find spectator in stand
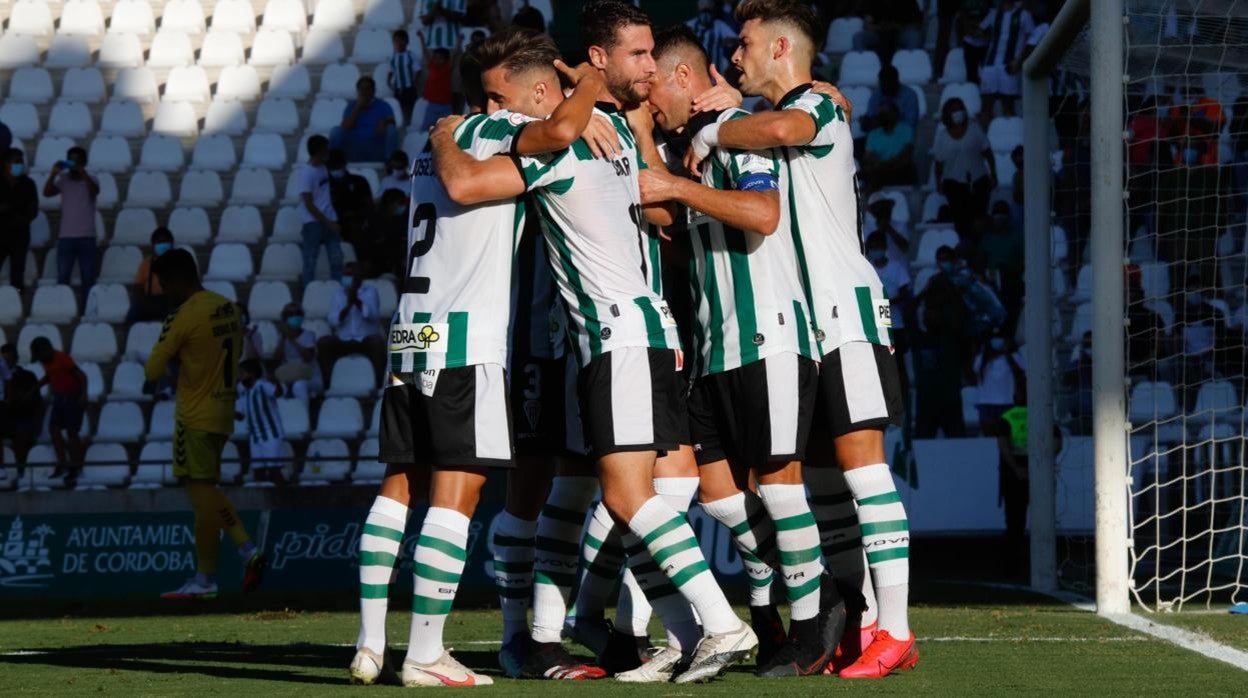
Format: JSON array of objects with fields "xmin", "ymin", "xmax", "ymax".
[
  {"xmin": 274, "ymin": 303, "xmax": 322, "ymax": 401},
  {"xmin": 330, "ymin": 77, "xmax": 398, "ymax": 164},
  {"xmin": 1125, "ymin": 277, "xmax": 1167, "ymax": 379},
  {"xmin": 972, "ymin": 328, "xmax": 1024, "ymax": 434},
  {"xmin": 417, "ymin": 32, "xmax": 456, "ymax": 132},
  {"xmin": 387, "ymin": 29, "xmax": 422, "ymax": 127},
  {"xmin": 327, "ymin": 149, "xmax": 374, "ymax": 267},
  {"xmin": 1178, "ymin": 274, "xmax": 1228, "ymax": 388},
  {"xmin": 855, "ymin": 0, "xmax": 923, "ymax": 61},
  {"xmin": 867, "ymin": 231, "xmax": 914, "ymax": 399},
  {"xmin": 238, "ymin": 303, "xmax": 263, "ymax": 362},
  {"xmin": 977, "ymin": 0, "xmax": 1034, "ymax": 119},
  {"xmin": 30, "ymin": 336, "xmax": 87, "ymax": 479},
  {"xmin": 913, "ymin": 296, "xmax": 967, "ymax": 438},
  {"xmin": 127, "ymin": 227, "xmax": 175, "ymax": 323},
  {"xmin": 378, "ymin": 150, "xmax": 410, "ymax": 199},
  {"xmin": 43, "ymin": 146, "xmax": 100, "ymax": 297},
  {"xmin": 867, "ymin": 197, "xmax": 911, "ymax": 265},
  {"xmin": 980, "ymin": 200, "xmax": 1025, "ymax": 325},
  {"xmin": 934, "ymin": 97, "xmax": 996, "ymax": 237},
  {"xmin": 297, "ymin": 135, "xmax": 343, "ymax": 286},
  {"xmin": 0, "ymin": 343, "xmax": 41, "ymax": 470},
  {"xmin": 370, "ymin": 188, "xmax": 410, "ymax": 279},
  {"xmin": 0, "ymin": 148, "xmax": 38, "ymax": 291},
  {"xmin": 687, "ymin": 0, "xmax": 738, "ymax": 73},
  {"xmin": 317, "ymin": 262, "xmax": 385, "ymax": 386},
  {"xmin": 863, "ymin": 102, "xmax": 916, "ymax": 188},
  {"xmin": 417, "ymin": 0, "xmax": 468, "ymax": 111},
  {"xmin": 863, "ymin": 64, "xmax": 919, "ymax": 132},
  {"xmin": 236, "ymin": 359, "xmax": 287, "ymax": 485}
]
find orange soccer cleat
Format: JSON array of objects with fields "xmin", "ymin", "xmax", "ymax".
[
  {"xmin": 837, "ymin": 630, "xmax": 918, "ymax": 679},
  {"xmin": 827, "ymin": 621, "xmax": 877, "ymax": 675}
]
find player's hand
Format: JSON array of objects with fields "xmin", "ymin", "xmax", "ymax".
[
  {"xmin": 812, "ymin": 80, "xmax": 853, "ymax": 122},
  {"xmin": 683, "ymin": 124, "xmax": 718, "ymax": 178},
  {"xmin": 692, "ymin": 64, "xmax": 743, "ymax": 114},
  {"xmin": 638, "ymin": 168, "xmax": 682, "ymax": 205},
  {"xmin": 625, "ymin": 101, "xmax": 655, "ymax": 137},
  {"xmin": 581, "ymin": 114, "xmax": 620, "ymax": 159},
  {"xmin": 554, "ymin": 59, "xmax": 601, "ymax": 88},
  {"xmin": 431, "ymin": 114, "xmax": 465, "ymax": 140}
]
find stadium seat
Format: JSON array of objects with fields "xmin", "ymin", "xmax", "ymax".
[
  {"xmin": 80, "ymin": 361, "xmax": 107, "ymax": 403},
  {"xmin": 309, "ymin": 98, "xmax": 348, "ymax": 131},
  {"xmin": 203, "ymin": 99, "xmax": 250, "ymax": 136},
  {"xmin": 326, "ymin": 355, "xmax": 377, "ymax": 398},
  {"xmin": 313, "ymin": 396, "xmax": 365, "ymax": 438},
  {"xmin": 98, "ymin": 32, "xmax": 145, "ymax": 69},
  {"xmin": 315, "ymin": 243, "xmax": 357, "ymax": 279},
  {"xmin": 922, "ymin": 192, "xmax": 948, "ymax": 222},
  {"xmin": 0, "ymin": 286, "xmax": 22, "ymax": 325},
  {"xmin": 823, "ymin": 16, "xmax": 864, "ymax": 54},
  {"xmin": 217, "ymin": 205, "xmax": 265, "ymax": 244},
  {"xmin": 839, "ymin": 51, "xmax": 881, "ymax": 88},
  {"xmin": 304, "ymin": 318, "xmax": 332, "ymax": 340},
  {"xmin": 147, "ymin": 30, "xmax": 195, "ymax": 68},
  {"xmin": 248, "ymin": 280, "xmax": 294, "ymax": 321},
  {"xmin": 212, "ymin": 0, "xmax": 259, "ymax": 35},
  {"xmin": 94, "ymin": 401, "xmax": 146, "ymax": 442},
  {"xmin": 252, "ymin": 321, "xmax": 280, "ymax": 359},
  {"xmin": 85, "ymin": 136, "xmax": 130, "ymax": 174},
  {"xmin": 366, "ymin": 398, "xmax": 382, "ymax": 439},
  {"xmin": 45, "ymin": 35, "xmax": 92, "ymax": 69},
  {"xmin": 401, "ymin": 131, "xmax": 429, "ymax": 160},
  {"xmin": 229, "ymin": 168, "xmax": 276, "ymax": 205},
  {"xmin": 301, "ymin": 438, "xmax": 352, "ymax": 484},
  {"xmin": 204, "ymin": 243, "xmax": 255, "ymax": 282},
  {"xmin": 111, "ymin": 207, "xmax": 158, "ymax": 246},
  {"xmin": 16, "ymin": 324, "xmax": 61, "ymax": 363},
  {"xmin": 60, "ymin": 0, "xmax": 107, "ymax": 37},
  {"xmin": 301, "ymin": 279, "xmax": 337, "ymax": 318},
  {"xmin": 354, "ymin": 438, "xmax": 385, "ymax": 482},
  {"xmin": 868, "ymin": 189, "xmax": 911, "ymax": 228},
  {"xmin": 188, "ymin": 135, "xmax": 237, "ymax": 173},
  {"xmin": 110, "ymin": 0, "xmax": 157, "ymax": 37},
  {"xmin": 164, "ymin": 66, "xmax": 212, "ymax": 105},
  {"xmin": 257, "ymin": 242, "xmax": 302, "ymax": 281},
  {"xmin": 46, "ymin": 101, "xmax": 94, "ymax": 138},
  {"xmin": 131, "ymin": 444, "xmax": 171, "ymax": 488},
  {"xmin": 939, "ymin": 82, "xmax": 982, "ymax": 118},
  {"xmin": 262, "ymin": 0, "xmax": 310, "ymax": 33},
  {"xmin": 362, "ymin": 0, "xmax": 406, "ymax": 30},
  {"xmin": 61, "ymin": 67, "xmax": 107, "ymax": 104},
  {"xmin": 277, "ymin": 398, "xmax": 310, "ymax": 439},
  {"xmin": 318, "ymin": 62, "xmax": 361, "ymax": 98},
  {"xmin": 313, "ymin": 0, "xmax": 357, "ymax": 31},
  {"xmin": 34, "ymin": 136, "xmax": 75, "ymax": 172},
  {"xmin": 267, "ymin": 63, "xmax": 313, "ymax": 100},
  {"xmin": 152, "ymin": 101, "xmax": 199, "ymax": 138},
  {"xmin": 112, "ymin": 68, "xmax": 160, "ymax": 105},
  {"xmin": 8, "ymin": 67, "xmax": 55, "ymax": 104},
  {"xmin": 216, "ymin": 65, "xmax": 263, "ymax": 102},
  {"xmin": 351, "ymin": 28, "xmax": 393, "ymax": 64},
  {"xmin": 939, "ymin": 47, "xmax": 968, "ymax": 84},
  {"xmin": 242, "ymin": 133, "xmax": 289, "ymax": 170},
  {"xmin": 0, "ymin": 33, "xmax": 39, "ymax": 70},
  {"xmin": 30, "ymin": 285, "xmax": 79, "ymax": 324},
  {"xmin": 0, "ymin": 103, "xmax": 40, "ymax": 140},
  {"xmin": 125, "ymin": 171, "xmax": 173, "ymax": 208},
  {"xmin": 138, "ymin": 135, "xmax": 186, "ymax": 172},
  {"xmin": 21, "ymin": 461, "xmax": 67, "ymax": 493},
  {"xmin": 77, "ymin": 445, "xmax": 131, "ymax": 490},
  {"xmin": 351, "ymin": 168, "xmax": 381, "ymax": 197},
  {"xmin": 303, "ymin": 28, "xmax": 346, "ymax": 65},
  {"xmin": 200, "ymin": 30, "xmax": 247, "ymax": 68},
  {"xmin": 250, "ymin": 28, "xmax": 298, "ymax": 66},
  {"xmin": 988, "ymin": 116, "xmax": 1024, "ymax": 154},
  {"xmin": 891, "ymin": 49, "xmax": 932, "ymax": 86},
  {"xmin": 99, "ymin": 100, "xmax": 146, "ymax": 138},
  {"xmin": 178, "ymin": 170, "xmax": 225, "ymax": 207},
  {"xmin": 365, "ymin": 279, "xmax": 398, "ymax": 318},
  {"xmin": 98, "ymin": 245, "xmax": 144, "ymax": 284},
  {"xmin": 1129, "ymin": 381, "xmax": 1182, "ymax": 442},
  {"xmin": 84, "ymin": 283, "xmax": 131, "ymax": 323},
  {"xmin": 9, "ymin": 1, "xmax": 55, "ymax": 36},
  {"xmin": 203, "ymin": 280, "xmax": 238, "ymax": 302},
  {"xmin": 149, "ymin": 401, "xmax": 177, "ymax": 440},
  {"xmin": 109, "ymin": 361, "xmax": 150, "ymax": 401},
  {"xmin": 220, "ymin": 442, "xmax": 244, "ymax": 485},
  {"xmin": 70, "ymin": 322, "xmax": 118, "ymax": 363},
  {"xmin": 1071, "ymin": 265, "xmax": 1092, "ymax": 303},
  {"xmin": 1138, "ymin": 261, "xmax": 1169, "ymax": 301},
  {"xmin": 96, "ymin": 171, "xmax": 121, "ymax": 208},
  {"xmin": 0, "ymin": 249, "xmax": 36, "ymax": 290},
  {"xmin": 255, "ymin": 98, "xmax": 301, "ymax": 134},
  {"xmin": 168, "ymin": 206, "xmax": 213, "ymax": 246},
  {"xmin": 160, "ymin": 0, "xmax": 207, "ymax": 34},
  {"xmin": 913, "ymin": 227, "xmax": 959, "ymax": 268},
  {"xmin": 272, "ymin": 206, "xmax": 304, "ymax": 242}
]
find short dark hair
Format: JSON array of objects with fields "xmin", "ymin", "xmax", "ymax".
[
  {"xmin": 151, "ymin": 248, "xmax": 199, "ymax": 285},
  {"xmin": 579, "ymin": 0, "xmax": 651, "ymax": 51},
  {"xmin": 67, "ymin": 146, "xmax": 87, "ymax": 164},
  {"xmin": 307, "ymin": 134, "xmax": 329, "ymax": 157},
  {"xmin": 6, "ymin": 147, "xmax": 23, "ymax": 163},
  {"xmin": 460, "ymin": 54, "xmax": 487, "ymax": 111},
  {"xmin": 240, "ymin": 358, "xmax": 262, "ymax": 377},
  {"xmin": 29, "ymin": 336, "xmax": 52, "ymax": 355},
  {"xmin": 357, "ymin": 76, "xmax": 376, "ymax": 90},
  {"xmin": 652, "ymin": 24, "xmax": 709, "ymax": 68},
  {"xmin": 470, "ymin": 27, "xmax": 560, "ymax": 77},
  {"xmin": 734, "ymin": 0, "xmax": 823, "ymax": 47},
  {"xmin": 327, "ymin": 149, "xmax": 347, "ymax": 170},
  {"xmin": 433, "ymin": 47, "xmax": 451, "ymax": 60},
  {"xmin": 150, "ymin": 226, "xmax": 173, "ymax": 244},
  {"xmin": 392, "ymin": 29, "xmax": 409, "ymax": 44},
  {"xmin": 0, "ymin": 343, "xmax": 14, "ymax": 355}
]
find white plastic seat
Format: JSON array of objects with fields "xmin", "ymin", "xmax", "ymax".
[
  {"xmin": 61, "ymin": 67, "xmax": 107, "ymax": 104},
  {"xmin": 255, "ymin": 98, "xmax": 301, "ymax": 134},
  {"xmin": 401, "ymin": 130, "xmax": 429, "ymax": 160},
  {"xmin": 1129, "ymin": 381, "xmax": 1181, "ymax": 442},
  {"xmin": 257, "ymin": 242, "xmax": 302, "ymax": 281},
  {"xmin": 891, "ymin": 49, "xmax": 932, "ymax": 86},
  {"xmin": 204, "ymin": 243, "xmax": 254, "ymax": 282},
  {"xmin": 313, "ymin": 0, "xmax": 357, "ymax": 32},
  {"xmin": 823, "ymin": 16, "xmax": 863, "ymax": 54},
  {"xmin": 17, "ymin": 324, "xmax": 62, "ymax": 363},
  {"xmin": 94, "ymin": 402, "xmax": 146, "ymax": 442},
  {"xmin": 124, "ymin": 321, "xmax": 163, "ymax": 361},
  {"xmin": 354, "ymin": 437, "xmax": 384, "ymax": 482},
  {"xmin": 203, "ymin": 99, "xmax": 250, "ymax": 135},
  {"xmin": 8, "ymin": 67, "xmax": 54, "ymax": 103},
  {"xmin": 30, "ymin": 285, "xmax": 80, "ymax": 324},
  {"xmin": 149, "ymin": 401, "xmax": 177, "ymax": 440},
  {"xmin": 914, "ymin": 227, "xmax": 959, "ymax": 268},
  {"xmin": 0, "ymin": 250, "xmax": 38, "ymax": 289},
  {"xmin": 987, "ymin": 116, "xmax": 1024, "ymax": 154},
  {"xmin": 1067, "ymin": 302, "xmax": 1093, "ymax": 344},
  {"xmin": 110, "ymin": 0, "xmax": 157, "ymax": 37},
  {"xmin": 81, "ymin": 361, "xmax": 106, "ymax": 402},
  {"xmin": 301, "ymin": 279, "xmax": 338, "ymax": 318},
  {"xmin": 1193, "ymin": 381, "xmax": 1240, "ymax": 424},
  {"xmin": 217, "ymin": 65, "xmax": 263, "ymax": 101},
  {"xmin": 0, "ymin": 287, "xmax": 23, "ymax": 325},
  {"xmin": 315, "ymin": 242, "xmax": 356, "ymax": 279},
  {"xmin": 0, "ymin": 103, "xmax": 40, "ymax": 139},
  {"xmin": 168, "ymin": 206, "xmax": 212, "ymax": 246},
  {"xmin": 246, "ymin": 280, "xmax": 293, "ymax": 322},
  {"xmin": 9, "ymin": 1, "xmax": 55, "ymax": 36},
  {"xmin": 0, "ymin": 34, "xmax": 39, "ymax": 70},
  {"xmin": 138, "ymin": 135, "xmax": 185, "ymax": 172},
  {"xmin": 217, "ymin": 205, "xmax": 264, "ymax": 244},
  {"xmin": 98, "ymin": 245, "xmax": 144, "ymax": 284},
  {"xmin": 162, "ymin": 0, "xmax": 208, "ymax": 35},
  {"xmin": 125, "ymin": 171, "xmax": 173, "ymax": 208},
  {"xmin": 326, "ymin": 355, "xmax": 377, "ymax": 398},
  {"xmin": 267, "ymin": 63, "xmax": 313, "ymax": 100},
  {"xmin": 371, "ymin": 62, "xmax": 395, "ymax": 98},
  {"xmin": 203, "ymin": 280, "xmax": 238, "ymax": 301},
  {"xmin": 100, "ymin": 100, "xmax": 146, "ymax": 137},
  {"xmin": 110, "ymin": 361, "xmax": 150, "ymax": 401},
  {"xmin": 164, "ymin": 66, "xmax": 212, "ymax": 104},
  {"xmin": 922, "ymin": 192, "xmax": 948, "ymax": 223},
  {"xmin": 178, "ymin": 170, "xmax": 225, "ymax": 207},
  {"xmin": 362, "ymin": 0, "xmax": 405, "ymax": 29},
  {"xmin": 85, "ymin": 136, "xmax": 130, "ymax": 175},
  {"xmin": 70, "ymin": 322, "xmax": 119, "ymax": 363},
  {"xmin": 220, "ymin": 442, "xmax": 243, "ymax": 484},
  {"xmin": 318, "ymin": 62, "xmax": 360, "ymax": 98},
  {"xmin": 309, "ymin": 98, "xmax": 347, "ymax": 131},
  {"xmin": 199, "ymin": 30, "xmax": 246, "ymax": 67},
  {"xmin": 302, "ymin": 29, "xmax": 346, "ymax": 65},
  {"xmin": 367, "ymin": 398, "xmax": 382, "ymax": 438},
  {"xmin": 34, "ymin": 136, "xmax": 76, "ymax": 171},
  {"xmin": 45, "ymin": 35, "xmax": 92, "ymax": 68},
  {"xmin": 229, "ymin": 168, "xmax": 276, "ymax": 205},
  {"xmin": 46, "ymin": 102, "xmax": 94, "ymax": 138},
  {"xmin": 262, "ymin": 0, "xmax": 310, "ymax": 37},
  {"xmin": 839, "ymin": 51, "xmax": 882, "ymax": 88},
  {"xmin": 97, "ymin": 174, "xmax": 121, "ymax": 210},
  {"xmin": 1138, "ymin": 262, "xmax": 1169, "ymax": 301},
  {"xmin": 98, "ymin": 32, "xmax": 144, "ymax": 68},
  {"xmin": 250, "ymin": 28, "xmax": 297, "ymax": 66},
  {"xmin": 212, "ymin": 0, "xmax": 259, "ymax": 35},
  {"xmin": 111, "ymin": 207, "xmax": 158, "ymax": 245},
  {"xmin": 301, "ymin": 438, "xmax": 352, "ymax": 484},
  {"xmin": 153, "ymin": 101, "xmax": 199, "ymax": 138},
  {"xmin": 939, "ymin": 47, "xmax": 967, "ymax": 84},
  {"xmin": 147, "ymin": 30, "xmax": 195, "ymax": 68},
  {"xmin": 277, "ymin": 398, "xmax": 310, "ymax": 439},
  {"xmin": 130, "ymin": 450, "xmax": 169, "ymax": 488},
  {"xmin": 313, "ymin": 396, "xmax": 365, "ymax": 438},
  {"xmin": 59, "ymin": 0, "xmax": 107, "ymax": 37},
  {"xmin": 112, "ymin": 68, "xmax": 159, "ymax": 105},
  {"xmin": 84, "ymin": 283, "xmax": 131, "ymax": 323},
  {"xmin": 242, "ymin": 132, "xmax": 288, "ymax": 170},
  {"xmin": 272, "ymin": 206, "xmax": 304, "ymax": 242},
  {"xmin": 868, "ymin": 189, "xmax": 911, "ymax": 228},
  {"xmin": 76, "ymin": 448, "xmax": 129, "ymax": 487},
  {"xmin": 351, "ymin": 28, "xmax": 393, "ymax": 64},
  {"xmin": 939, "ymin": 82, "xmax": 982, "ymax": 118},
  {"xmin": 190, "ymin": 135, "xmax": 238, "ymax": 172}
]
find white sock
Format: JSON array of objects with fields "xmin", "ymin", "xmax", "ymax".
[
  {"xmin": 758, "ymin": 483, "xmax": 825, "ymax": 621},
  {"xmin": 357, "ymin": 496, "xmax": 408, "ymax": 654},
  {"xmin": 571, "ymin": 502, "xmax": 625, "ymax": 626},
  {"xmin": 805, "ymin": 466, "xmax": 878, "ymax": 626},
  {"xmin": 492, "ymin": 511, "xmax": 537, "ymax": 643},
  {"xmin": 700, "ymin": 491, "xmax": 779, "ymax": 608},
  {"xmin": 844, "ymin": 464, "xmax": 910, "ymax": 637},
  {"xmin": 406, "ymin": 507, "xmax": 469, "ymax": 664},
  {"xmin": 530, "ymin": 476, "xmax": 597, "ymax": 643},
  {"xmin": 633, "ymin": 476, "xmax": 703, "ymax": 648},
  {"xmin": 627, "ymin": 496, "xmax": 740, "ymax": 635}
]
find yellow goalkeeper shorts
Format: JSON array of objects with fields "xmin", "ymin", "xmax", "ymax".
[{"xmin": 173, "ymin": 421, "xmax": 228, "ymax": 481}]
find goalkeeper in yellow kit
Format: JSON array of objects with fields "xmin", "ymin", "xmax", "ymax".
[{"xmin": 145, "ymin": 249, "xmax": 266, "ymax": 600}]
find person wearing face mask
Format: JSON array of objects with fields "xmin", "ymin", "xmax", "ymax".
[
  {"xmin": 972, "ymin": 330, "xmax": 1024, "ymax": 435},
  {"xmin": 866, "ymin": 232, "xmax": 913, "ymax": 403},
  {"xmin": 327, "ymin": 149, "xmax": 375, "ymax": 272},
  {"xmin": 686, "ymin": 0, "xmax": 738, "ymax": 73},
  {"xmin": 273, "ymin": 303, "xmax": 322, "ymax": 401},
  {"xmin": 44, "ymin": 145, "xmax": 101, "ymax": 297},
  {"xmin": 127, "ymin": 227, "xmax": 177, "ymax": 323},
  {"xmin": 378, "ymin": 150, "xmax": 411, "ymax": 198},
  {"xmin": 863, "ymin": 102, "xmax": 916, "ymax": 189},
  {"xmin": 933, "ymin": 97, "xmax": 996, "ymax": 238},
  {"xmin": 0, "ymin": 148, "xmax": 37, "ymax": 291},
  {"xmin": 317, "ymin": 261, "xmax": 385, "ymax": 387}
]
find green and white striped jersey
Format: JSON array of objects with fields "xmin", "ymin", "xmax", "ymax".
[
  {"xmin": 532, "ymin": 106, "xmax": 681, "ymax": 368},
  {"xmin": 390, "ymin": 110, "xmax": 573, "ymax": 374},
  {"xmin": 417, "ymin": 0, "xmax": 466, "ymax": 51},
  {"xmin": 241, "ymin": 380, "xmax": 283, "ymax": 445},
  {"xmin": 686, "ymin": 108, "xmax": 818, "ymax": 379},
  {"xmin": 777, "ymin": 86, "xmax": 891, "ymax": 353}
]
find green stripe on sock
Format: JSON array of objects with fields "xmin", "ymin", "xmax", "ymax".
[
  {"xmin": 414, "ymin": 562, "xmax": 463, "ymax": 584},
  {"xmin": 739, "ymin": 548, "xmax": 764, "ymax": 565},
  {"xmin": 749, "ymin": 574, "xmax": 774, "ymax": 588},
  {"xmin": 360, "ymin": 583, "xmax": 389, "ymax": 599},
  {"xmin": 651, "ymin": 537, "xmax": 700, "ymax": 567},
  {"xmin": 493, "ymin": 535, "xmax": 535, "ymax": 547},
  {"xmin": 787, "ymin": 574, "xmax": 822, "ymax": 602},
  {"xmin": 360, "ymin": 551, "xmax": 397, "ymax": 567},
  {"xmin": 780, "ymin": 546, "xmax": 823, "ymax": 566},
  {"xmin": 492, "ymin": 560, "xmax": 533, "ymax": 573},
  {"xmin": 668, "ymin": 559, "xmax": 711, "ymax": 588},
  {"xmin": 534, "ymin": 570, "xmax": 578, "ymax": 588},
  {"xmin": 857, "ymin": 491, "xmax": 903, "ymax": 507},
  {"xmin": 541, "ymin": 504, "xmax": 585, "ymax": 525},
  {"xmin": 641, "ymin": 515, "xmax": 687, "ymax": 546},
  {"xmin": 730, "ymin": 507, "xmax": 769, "ymax": 536},
  {"xmin": 363, "ymin": 523, "xmax": 404, "ymax": 543},
  {"xmin": 417, "ymin": 534, "xmax": 466, "ymax": 561},
  {"xmin": 412, "ymin": 595, "xmax": 454, "ymax": 615},
  {"xmin": 773, "ymin": 512, "xmax": 819, "ymax": 532},
  {"xmin": 860, "ymin": 520, "xmax": 910, "ymax": 537},
  {"xmin": 866, "ymin": 547, "xmax": 910, "ymax": 564},
  {"xmin": 584, "ymin": 534, "xmax": 605, "ymax": 550},
  {"xmin": 535, "ymin": 535, "xmax": 580, "ymax": 557}
]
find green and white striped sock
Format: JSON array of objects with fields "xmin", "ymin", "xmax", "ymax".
[
  {"xmin": 572, "ymin": 501, "xmax": 625, "ymax": 626},
  {"xmin": 805, "ymin": 466, "xmax": 877, "ymax": 627},
  {"xmin": 357, "ymin": 496, "xmax": 409, "ymax": 654},
  {"xmin": 530, "ymin": 476, "xmax": 597, "ymax": 643},
  {"xmin": 628, "ymin": 496, "xmax": 739, "ymax": 635},
  {"xmin": 492, "ymin": 511, "xmax": 537, "ymax": 644},
  {"xmin": 758, "ymin": 483, "xmax": 825, "ymax": 621},
  {"xmin": 699, "ymin": 491, "xmax": 778, "ymax": 608},
  {"xmin": 406, "ymin": 507, "xmax": 470, "ymax": 664},
  {"xmin": 844, "ymin": 463, "xmax": 910, "ymax": 637}
]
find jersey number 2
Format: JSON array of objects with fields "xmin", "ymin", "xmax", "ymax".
[{"xmin": 407, "ymin": 202, "xmax": 437, "ymax": 294}]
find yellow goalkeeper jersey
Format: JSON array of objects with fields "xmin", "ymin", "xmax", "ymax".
[{"xmin": 144, "ymin": 290, "xmax": 242, "ymax": 436}]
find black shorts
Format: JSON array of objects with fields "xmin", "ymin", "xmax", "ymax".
[
  {"xmin": 379, "ymin": 364, "xmax": 514, "ymax": 469},
  {"xmin": 688, "ymin": 353, "xmax": 818, "ymax": 468},
  {"xmin": 577, "ymin": 347, "xmax": 687, "ymax": 460},
  {"xmin": 509, "ymin": 354, "xmax": 588, "ymax": 458},
  {"xmin": 812, "ymin": 341, "xmax": 904, "ymax": 447}
]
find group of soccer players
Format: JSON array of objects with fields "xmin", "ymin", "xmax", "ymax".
[{"xmin": 349, "ymin": 0, "xmax": 917, "ymax": 687}]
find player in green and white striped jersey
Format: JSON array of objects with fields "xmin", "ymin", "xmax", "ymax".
[
  {"xmin": 641, "ymin": 24, "xmax": 828, "ymax": 679},
  {"xmin": 685, "ymin": 0, "xmax": 916, "ymax": 680},
  {"xmin": 350, "ymin": 46, "xmax": 607, "ymax": 688},
  {"xmin": 416, "ymin": 0, "xmax": 467, "ymax": 51}
]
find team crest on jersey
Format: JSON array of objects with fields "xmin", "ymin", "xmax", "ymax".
[
  {"xmin": 390, "ymin": 323, "xmax": 448, "ymax": 352},
  {"xmin": 599, "ymin": 327, "xmax": 612, "ymax": 340}
]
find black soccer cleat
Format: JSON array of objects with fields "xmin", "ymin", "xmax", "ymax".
[
  {"xmin": 598, "ymin": 628, "xmax": 650, "ymax": 675},
  {"xmin": 755, "ymin": 617, "xmax": 832, "ymax": 678},
  {"xmin": 519, "ymin": 640, "xmax": 607, "ymax": 680},
  {"xmin": 749, "ymin": 604, "xmax": 787, "ymax": 667},
  {"xmin": 818, "ymin": 572, "xmax": 850, "ymax": 660}
]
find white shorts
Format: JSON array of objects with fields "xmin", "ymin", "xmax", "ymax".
[
  {"xmin": 980, "ymin": 63, "xmax": 1021, "ymax": 97},
  {"xmin": 251, "ymin": 438, "xmax": 285, "ymax": 469}
]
